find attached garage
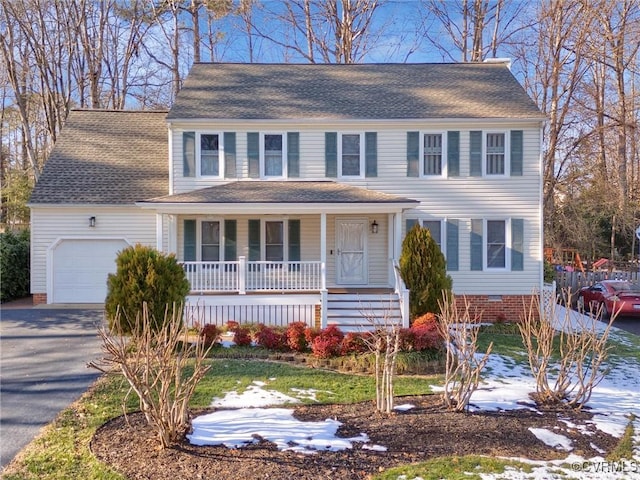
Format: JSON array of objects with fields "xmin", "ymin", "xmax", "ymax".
[{"xmin": 51, "ymin": 239, "xmax": 129, "ymax": 303}]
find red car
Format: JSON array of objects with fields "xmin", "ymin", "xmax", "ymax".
[{"xmin": 577, "ymin": 280, "xmax": 640, "ymax": 318}]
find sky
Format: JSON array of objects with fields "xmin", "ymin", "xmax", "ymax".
[{"xmin": 186, "ymin": 305, "xmax": 640, "ymax": 479}]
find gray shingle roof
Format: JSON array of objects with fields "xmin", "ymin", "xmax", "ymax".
[
  {"xmin": 29, "ymin": 110, "xmax": 169, "ymax": 205},
  {"xmin": 140, "ymin": 181, "xmax": 419, "ymax": 205},
  {"xmin": 167, "ymin": 62, "xmax": 544, "ymax": 120}
]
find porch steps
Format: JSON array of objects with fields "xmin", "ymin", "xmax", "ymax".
[{"xmin": 326, "ymin": 292, "xmax": 402, "ymax": 332}]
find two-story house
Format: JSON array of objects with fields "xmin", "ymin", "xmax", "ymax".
[{"xmin": 29, "ymin": 62, "xmax": 545, "ymax": 328}]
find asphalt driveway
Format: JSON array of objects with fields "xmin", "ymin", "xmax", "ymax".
[{"xmin": 0, "ymin": 305, "xmax": 104, "ymax": 470}]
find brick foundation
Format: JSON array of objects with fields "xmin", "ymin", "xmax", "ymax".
[
  {"xmin": 456, "ymin": 294, "xmax": 535, "ymax": 322},
  {"xmin": 32, "ymin": 293, "xmax": 47, "ymax": 305}
]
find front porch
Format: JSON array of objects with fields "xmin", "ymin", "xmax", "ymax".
[
  {"xmin": 181, "ymin": 258, "xmax": 409, "ymax": 331},
  {"xmin": 136, "ymin": 181, "xmax": 419, "ymax": 330}
]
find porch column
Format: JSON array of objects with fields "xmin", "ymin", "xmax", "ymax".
[
  {"xmin": 155, "ymin": 213, "xmax": 163, "ymax": 251},
  {"xmin": 393, "ymin": 212, "xmax": 402, "ymax": 260},
  {"xmin": 320, "ymin": 212, "xmax": 328, "ymax": 327},
  {"xmin": 167, "ymin": 215, "xmax": 177, "ymax": 254},
  {"xmin": 388, "ymin": 213, "xmax": 395, "ymax": 284}
]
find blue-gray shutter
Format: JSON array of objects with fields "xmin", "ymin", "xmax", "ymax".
[
  {"xmin": 183, "ymin": 219, "xmax": 196, "ymax": 261},
  {"xmin": 288, "ymin": 219, "xmax": 301, "ymax": 262},
  {"xmin": 447, "ymin": 131, "xmax": 460, "ymax": 177},
  {"xmin": 224, "ymin": 132, "xmax": 236, "ymax": 179},
  {"xmin": 247, "ymin": 132, "xmax": 259, "ymax": 178},
  {"xmin": 183, "ymin": 131, "xmax": 195, "ymax": 177},
  {"xmin": 470, "ymin": 219, "xmax": 483, "ymax": 271},
  {"xmin": 406, "ymin": 219, "xmax": 418, "ymax": 234},
  {"xmin": 325, "ymin": 132, "xmax": 337, "ymax": 177},
  {"xmin": 224, "ymin": 219, "xmax": 237, "ymax": 261},
  {"xmin": 470, "ymin": 131, "xmax": 482, "ymax": 177},
  {"xmin": 407, "ymin": 131, "xmax": 419, "ymax": 177},
  {"xmin": 248, "ymin": 219, "xmax": 260, "ymax": 261},
  {"xmin": 511, "ymin": 218, "xmax": 524, "ymax": 271},
  {"xmin": 446, "ymin": 219, "xmax": 459, "ymax": 271},
  {"xmin": 365, "ymin": 132, "xmax": 377, "ymax": 177},
  {"xmin": 287, "ymin": 132, "xmax": 300, "ymax": 178},
  {"xmin": 510, "ymin": 130, "xmax": 523, "ymax": 176}
]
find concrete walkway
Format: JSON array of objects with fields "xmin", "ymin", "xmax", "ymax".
[{"xmin": 0, "ymin": 302, "xmax": 104, "ymax": 470}]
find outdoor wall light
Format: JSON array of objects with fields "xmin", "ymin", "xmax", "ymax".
[
  {"xmin": 89, "ymin": 216, "xmax": 96, "ymax": 228},
  {"xmin": 371, "ymin": 220, "xmax": 379, "ymax": 234}
]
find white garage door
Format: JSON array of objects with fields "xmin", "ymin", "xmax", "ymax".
[{"xmin": 52, "ymin": 239, "xmax": 128, "ymax": 303}]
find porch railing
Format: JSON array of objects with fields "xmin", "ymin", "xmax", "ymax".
[
  {"xmin": 181, "ymin": 256, "xmax": 324, "ymax": 293},
  {"xmin": 393, "ymin": 260, "xmax": 410, "ymax": 328}
]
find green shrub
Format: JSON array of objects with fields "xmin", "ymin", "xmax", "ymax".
[
  {"xmin": 0, "ymin": 229, "xmax": 30, "ymax": 302},
  {"xmin": 105, "ymin": 244, "xmax": 190, "ymax": 334},
  {"xmin": 544, "ymin": 260, "xmax": 556, "ymax": 283},
  {"xmin": 399, "ymin": 224, "xmax": 452, "ymax": 319}
]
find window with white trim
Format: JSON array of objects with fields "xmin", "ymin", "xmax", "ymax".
[
  {"xmin": 265, "ymin": 220, "xmax": 284, "ymax": 261},
  {"xmin": 422, "ymin": 132, "xmax": 446, "ymax": 176},
  {"xmin": 486, "ymin": 219, "xmax": 507, "ymax": 269},
  {"xmin": 485, "ymin": 132, "xmax": 506, "ymax": 175},
  {"xmin": 197, "ymin": 132, "xmax": 222, "ymax": 177},
  {"xmin": 339, "ymin": 133, "xmax": 364, "ymax": 177},
  {"xmin": 201, "ymin": 221, "xmax": 221, "ymax": 261},
  {"xmin": 261, "ymin": 133, "xmax": 286, "ymax": 177}
]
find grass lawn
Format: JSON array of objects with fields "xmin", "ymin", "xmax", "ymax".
[
  {"xmin": 3, "ymin": 325, "xmax": 638, "ymax": 480},
  {"xmin": 2, "ymin": 357, "xmax": 440, "ymax": 480}
]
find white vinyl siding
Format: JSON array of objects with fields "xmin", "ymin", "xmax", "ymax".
[
  {"xmin": 169, "ymin": 120, "xmax": 542, "ymax": 296},
  {"xmin": 30, "ymin": 207, "xmax": 158, "ymax": 301}
]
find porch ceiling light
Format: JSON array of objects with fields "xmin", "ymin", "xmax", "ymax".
[
  {"xmin": 89, "ymin": 216, "xmax": 96, "ymax": 228},
  {"xmin": 371, "ymin": 220, "xmax": 378, "ymax": 234}
]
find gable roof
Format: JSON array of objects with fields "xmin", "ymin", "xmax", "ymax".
[
  {"xmin": 167, "ymin": 62, "xmax": 544, "ymax": 121},
  {"xmin": 29, "ymin": 110, "xmax": 169, "ymax": 205}
]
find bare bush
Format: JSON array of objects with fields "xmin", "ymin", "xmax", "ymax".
[
  {"xmin": 89, "ymin": 303, "xmax": 212, "ymax": 448},
  {"xmin": 359, "ymin": 300, "xmax": 402, "ymax": 414},
  {"xmin": 519, "ymin": 292, "xmax": 615, "ymax": 410},
  {"xmin": 437, "ymin": 294, "xmax": 492, "ymax": 412}
]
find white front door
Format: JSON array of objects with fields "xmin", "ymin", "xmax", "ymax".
[{"xmin": 336, "ymin": 219, "xmax": 367, "ymax": 284}]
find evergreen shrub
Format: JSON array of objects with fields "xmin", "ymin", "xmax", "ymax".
[
  {"xmin": 399, "ymin": 224, "xmax": 452, "ymax": 319},
  {"xmin": 105, "ymin": 244, "xmax": 190, "ymax": 334},
  {"xmin": 0, "ymin": 229, "xmax": 30, "ymax": 302}
]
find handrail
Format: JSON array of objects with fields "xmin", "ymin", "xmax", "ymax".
[{"xmin": 392, "ymin": 260, "xmax": 410, "ymax": 327}]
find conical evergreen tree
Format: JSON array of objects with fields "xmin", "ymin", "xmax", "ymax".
[{"xmin": 399, "ymin": 224, "xmax": 452, "ymax": 320}]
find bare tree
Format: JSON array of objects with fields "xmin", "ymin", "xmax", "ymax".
[
  {"xmin": 420, "ymin": 0, "xmax": 531, "ymax": 62},
  {"xmin": 249, "ymin": 0, "xmax": 383, "ymax": 63},
  {"xmin": 359, "ymin": 300, "xmax": 401, "ymax": 414},
  {"xmin": 519, "ymin": 292, "xmax": 615, "ymax": 410},
  {"xmin": 89, "ymin": 304, "xmax": 212, "ymax": 449},
  {"xmin": 513, "ymin": 0, "xmax": 594, "ymax": 250},
  {"xmin": 436, "ymin": 294, "xmax": 492, "ymax": 412}
]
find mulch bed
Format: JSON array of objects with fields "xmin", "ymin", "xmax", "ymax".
[{"xmin": 91, "ymin": 395, "xmax": 616, "ymax": 480}]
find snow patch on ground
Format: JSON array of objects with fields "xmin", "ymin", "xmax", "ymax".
[{"xmin": 190, "ymin": 305, "xmax": 640, "ymax": 478}]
